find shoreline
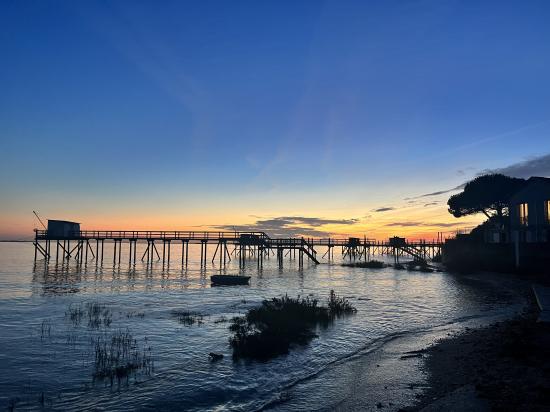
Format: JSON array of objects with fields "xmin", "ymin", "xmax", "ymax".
[
  {"xmin": 264, "ymin": 271, "xmax": 534, "ymax": 412},
  {"xmin": 410, "ymin": 300, "xmax": 550, "ymax": 411},
  {"xmin": 263, "ymin": 275, "xmax": 529, "ymax": 411}
]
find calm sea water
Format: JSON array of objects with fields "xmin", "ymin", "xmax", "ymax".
[{"xmin": 0, "ymin": 242, "xmax": 526, "ymax": 411}]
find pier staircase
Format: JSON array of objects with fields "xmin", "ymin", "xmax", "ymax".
[{"xmin": 399, "ymin": 245, "xmax": 427, "ymax": 264}]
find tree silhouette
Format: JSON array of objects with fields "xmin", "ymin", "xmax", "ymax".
[{"xmin": 447, "ymin": 174, "xmax": 525, "ymax": 221}]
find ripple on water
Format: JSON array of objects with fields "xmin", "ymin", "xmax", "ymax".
[{"xmin": 0, "ymin": 242, "xmax": 527, "ymax": 411}]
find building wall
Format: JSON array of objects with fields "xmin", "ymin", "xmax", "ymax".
[
  {"xmin": 443, "ymin": 237, "xmax": 550, "ymax": 276},
  {"xmin": 508, "ymin": 178, "xmax": 550, "ymax": 243}
]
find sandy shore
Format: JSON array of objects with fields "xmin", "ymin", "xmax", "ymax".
[
  {"xmin": 410, "ymin": 302, "xmax": 550, "ymax": 411},
  {"xmin": 264, "ymin": 272, "xmax": 533, "ymax": 411}
]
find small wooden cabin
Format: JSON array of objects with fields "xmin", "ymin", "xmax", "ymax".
[
  {"xmin": 47, "ymin": 220, "xmax": 80, "ymax": 239},
  {"xmin": 239, "ymin": 233, "xmax": 262, "ymax": 245},
  {"xmin": 389, "ymin": 236, "xmax": 406, "ymax": 247}
]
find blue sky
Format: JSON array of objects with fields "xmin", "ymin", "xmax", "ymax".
[{"xmin": 1, "ymin": 0, "xmax": 550, "ymax": 238}]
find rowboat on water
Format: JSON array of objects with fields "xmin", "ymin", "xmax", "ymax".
[{"xmin": 210, "ymin": 275, "xmax": 251, "ymax": 286}]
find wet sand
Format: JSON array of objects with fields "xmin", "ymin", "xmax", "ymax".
[
  {"xmin": 266, "ymin": 272, "xmax": 534, "ymax": 412},
  {"xmin": 411, "ymin": 302, "xmax": 550, "ymax": 411}
]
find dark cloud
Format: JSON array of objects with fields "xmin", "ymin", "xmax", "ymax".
[
  {"xmin": 456, "ymin": 167, "xmax": 476, "ymax": 176},
  {"xmin": 385, "ymin": 221, "xmax": 464, "ymax": 228},
  {"xmin": 423, "ymin": 202, "xmax": 439, "ymax": 207},
  {"xmin": 212, "ymin": 216, "xmax": 359, "ymax": 238},
  {"xmin": 372, "ymin": 207, "xmax": 395, "ymax": 212},
  {"xmin": 419, "ymin": 184, "xmax": 465, "ymax": 198},
  {"xmin": 481, "ymin": 153, "xmax": 550, "ymax": 179},
  {"xmin": 408, "ymin": 153, "xmax": 550, "ymax": 201},
  {"xmin": 404, "ymin": 183, "xmax": 465, "ymax": 200},
  {"xmin": 277, "ymin": 216, "xmax": 359, "ymax": 227}
]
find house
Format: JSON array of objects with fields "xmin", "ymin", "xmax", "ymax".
[
  {"xmin": 508, "ymin": 177, "xmax": 550, "ymax": 243},
  {"xmin": 47, "ymin": 220, "xmax": 80, "ymax": 239}
]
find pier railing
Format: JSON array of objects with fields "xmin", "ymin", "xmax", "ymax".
[
  {"xmin": 33, "ymin": 228, "xmax": 443, "ymax": 266},
  {"xmin": 34, "ymin": 229, "xmax": 270, "ymax": 241}
]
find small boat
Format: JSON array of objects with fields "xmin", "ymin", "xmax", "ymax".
[{"xmin": 210, "ymin": 275, "xmax": 251, "ymax": 286}]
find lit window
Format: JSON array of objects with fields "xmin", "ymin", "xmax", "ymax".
[
  {"xmin": 519, "ymin": 203, "xmax": 528, "ymax": 226},
  {"xmin": 546, "ymin": 200, "xmax": 550, "ymax": 224}
]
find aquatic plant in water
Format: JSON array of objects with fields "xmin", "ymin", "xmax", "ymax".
[
  {"xmin": 92, "ymin": 329, "xmax": 153, "ymax": 386},
  {"xmin": 40, "ymin": 319, "xmax": 52, "ymax": 340},
  {"xmin": 66, "ymin": 302, "xmax": 112, "ymax": 328},
  {"xmin": 66, "ymin": 303, "xmax": 85, "ymax": 327},
  {"xmin": 229, "ymin": 290, "xmax": 356, "ymax": 360},
  {"xmin": 172, "ymin": 310, "xmax": 205, "ymax": 326},
  {"xmin": 87, "ymin": 302, "xmax": 112, "ymax": 329}
]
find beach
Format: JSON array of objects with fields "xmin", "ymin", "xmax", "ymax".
[
  {"xmin": 262, "ymin": 272, "xmax": 534, "ymax": 411},
  {"xmin": 411, "ymin": 300, "xmax": 550, "ymax": 411}
]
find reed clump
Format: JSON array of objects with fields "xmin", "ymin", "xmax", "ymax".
[
  {"xmin": 229, "ymin": 290, "xmax": 356, "ymax": 360},
  {"xmin": 173, "ymin": 310, "xmax": 204, "ymax": 326},
  {"xmin": 87, "ymin": 302, "xmax": 112, "ymax": 328},
  {"xmin": 92, "ymin": 329, "xmax": 153, "ymax": 386},
  {"xmin": 342, "ymin": 260, "xmax": 385, "ymax": 269},
  {"xmin": 40, "ymin": 319, "xmax": 52, "ymax": 340},
  {"xmin": 66, "ymin": 303, "xmax": 85, "ymax": 326},
  {"xmin": 66, "ymin": 302, "xmax": 112, "ymax": 328}
]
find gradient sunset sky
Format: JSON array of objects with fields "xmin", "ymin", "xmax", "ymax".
[{"xmin": 1, "ymin": 0, "xmax": 550, "ymax": 240}]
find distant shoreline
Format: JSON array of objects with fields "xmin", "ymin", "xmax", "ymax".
[{"xmin": 0, "ymin": 240, "xmax": 33, "ymax": 243}]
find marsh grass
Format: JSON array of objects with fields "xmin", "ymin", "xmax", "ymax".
[
  {"xmin": 66, "ymin": 302, "xmax": 112, "ymax": 328},
  {"xmin": 327, "ymin": 290, "xmax": 356, "ymax": 316},
  {"xmin": 87, "ymin": 302, "xmax": 112, "ymax": 329},
  {"xmin": 67, "ymin": 303, "xmax": 85, "ymax": 326},
  {"xmin": 126, "ymin": 311, "xmax": 145, "ymax": 319},
  {"xmin": 229, "ymin": 290, "xmax": 356, "ymax": 360},
  {"xmin": 173, "ymin": 310, "xmax": 205, "ymax": 326},
  {"xmin": 92, "ymin": 329, "xmax": 153, "ymax": 386},
  {"xmin": 40, "ymin": 319, "xmax": 51, "ymax": 340},
  {"xmin": 342, "ymin": 260, "xmax": 385, "ymax": 269}
]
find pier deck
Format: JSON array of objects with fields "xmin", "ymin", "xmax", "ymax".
[{"xmin": 33, "ymin": 229, "xmax": 443, "ymax": 267}]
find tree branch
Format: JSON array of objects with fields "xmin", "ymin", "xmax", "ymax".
[{"xmin": 481, "ymin": 209, "xmax": 492, "ymax": 219}]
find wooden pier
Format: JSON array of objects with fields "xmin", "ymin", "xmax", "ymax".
[{"xmin": 33, "ymin": 228, "xmax": 443, "ymax": 267}]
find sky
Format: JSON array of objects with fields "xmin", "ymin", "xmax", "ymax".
[{"xmin": 1, "ymin": 0, "xmax": 550, "ymax": 240}]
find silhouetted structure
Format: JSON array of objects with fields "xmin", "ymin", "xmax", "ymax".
[
  {"xmin": 509, "ymin": 177, "xmax": 550, "ymax": 243},
  {"xmin": 444, "ymin": 176, "xmax": 550, "ymax": 275},
  {"xmin": 33, "ymin": 223, "xmax": 443, "ymax": 267}
]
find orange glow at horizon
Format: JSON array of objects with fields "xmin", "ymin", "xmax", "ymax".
[{"xmin": 0, "ymin": 200, "xmax": 483, "ymax": 241}]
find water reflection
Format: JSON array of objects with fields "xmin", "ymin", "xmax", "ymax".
[{"xmin": 1, "ymin": 243, "xmax": 528, "ymax": 412}]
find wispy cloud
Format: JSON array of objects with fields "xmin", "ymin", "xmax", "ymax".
[
  {"xmin": 433, "ymin": 120, "xmax": 550, "ymax": 159},
  {"xmin": 404, "ymin": 183, "xmax": 465, "ymax": 200},
  {"xmin": 481, "ymin": 153, "xmax": 550, "ymax": 179},
  {"xmin": 372, "ymin": 207, "xmax": 395, "ymax": 212},
  {"xmin": 385, "ymin": 221, "xmax": 464, "ymax": 228},
  {"xmin": 212, "ymin": 216, "xmax": 359, "ymax": 238},
  {"xmin": 406, "ymin": 152, "xmax": 550, "ymax": 202}
]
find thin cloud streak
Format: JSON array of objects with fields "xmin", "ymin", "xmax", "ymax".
[
  {"xmin": 429, "ymin": 119, "xmax": 550, "ymax": 160},
  {"xmin": 385, "ymin": 221, "xmax": 464, "ymax": 228},
  {"xmin": 405, "ymin": 183, "xmax": 465, "ymax": 200},
  {"xmin": 372, "ymin": 207, "xmax": 395, "ymax": 212},
  {"xmin": 212, "ymin": 215, "xmax": 360, "ymax": 238},
  {"xmin": 481, "ymin": 153, "xmax": 550, "ymax": 179}
]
